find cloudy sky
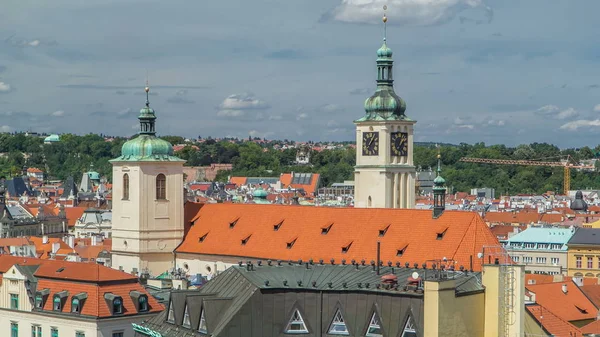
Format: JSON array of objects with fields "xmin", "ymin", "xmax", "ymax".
[{"xmin": 1, "ymin": 0, "xmax": 600, "ymax": 147}]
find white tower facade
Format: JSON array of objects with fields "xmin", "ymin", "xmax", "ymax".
[
  {"xmin": 110, "ymin": 87, "xmax": 185, "ymax": 276},
  {"xmin": 354, "ymin": 14, "xmax": 416, "ymax": 209}
]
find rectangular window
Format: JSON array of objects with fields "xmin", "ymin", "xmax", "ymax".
[
  {"xmin": 551, "ymin": 257, "xmax": 560, "ymax": 265},
  {"xmin": 538, "ymin": 243, "xmax": 548, "ymax": 249},
  {"xmin": 577, "ymin": 256, "xmax": 582, "ymax": 268},
  {"xmin": 524, "ymin": 243, "xmax": 535, "ymax": 249},
  {"xmin": 51, "ymin": 327, "xmax": 58, "ymax": 337},
  {"xmin": 11, "ymin": 322, "xmax": 18, "ymax": 337},
  {"xmin": 32, "ymin": 325, "xmax": 42, "ymax": 337},
  {"xmin": 10, "ymin": 294, "xmax": 18, "ymax": 310},
  {"xmin": 552, "ymin": 244, "xmax": 562, "ymax": 250},
  {"xmin": 112, "ymin": 333, "xmax": 124, "ymax": 337},
  {"xmin": 588, "ymin": 257, "xmax": 593, "ymax": 269},
  {"xmin": 512, "ymin": 256, "xmax": 520, "ymax": 262},
  {"xmin": 76, "ymin": 333, "xmax": 85, "ymax": 337},
  {"xmin": 523, "ymin": 257, "xmax": 532, "ymax": 264},
  {"xmin": 536, "ymin": 257, "xmax": 547, "ymax": 264}
]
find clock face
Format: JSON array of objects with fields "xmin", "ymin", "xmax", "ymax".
[
  {"xmin": 362, "ymin": 132, "xmax": 379, "ymax": 156},
  {"xmin": 391, "ymin": 132, "xmax": 408, "ymax": 156}
]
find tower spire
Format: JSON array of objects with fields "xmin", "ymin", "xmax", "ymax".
[
  {"xmin": 383, "ymin": 5, "xmax": 388, "ymax": 42},
  {"xmin": 433, "ymin": 144, "xmax": 446, "ymax": 219},
  {"xmin": 138, "ymin": 81, "xmax": 156, "ymax": 136},
  {"xmin": 145, "ymin": 73, "xmax": 150, "ymax": 107}
]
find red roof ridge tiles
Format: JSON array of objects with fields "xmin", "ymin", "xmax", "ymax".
[{"xmin": 526, "ymin": 304, "xmax": 583, "ymax": 336}]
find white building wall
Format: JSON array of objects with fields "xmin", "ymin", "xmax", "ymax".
[{"xmin": 111, "ymin": 161, "xmax": 184, "ymax": 276}]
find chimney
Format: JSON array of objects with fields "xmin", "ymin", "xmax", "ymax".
[
  {"xmin": 562, "ymin": 283, "xmax": 568, "ymax": 294},
  {"xmin": 51, "ymin": 242, "xmax": 60, "ymax": 254},
  {"xmin": 67, "ymin": 236, "xmax": 74, "ymax": 249},
  {"xmin": 42, "ymin": 235, "xmax": 48, "ymax": 244},
  {"xmin": 91, "ymin": 235, "xmax": 98, "ymax": 246}
]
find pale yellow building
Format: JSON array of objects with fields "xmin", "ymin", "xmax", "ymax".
[
  {"xmin": 110, "ymin": 88, "xmax": 185, "ymax": 276},
  {"xmin": 566, "ymin": 227, "xmax": 600, "ymax": 277}
]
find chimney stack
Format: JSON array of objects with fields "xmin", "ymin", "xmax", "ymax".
[
  {"xmin": 562, "ymin": 283, "xmax": 568, "ymax": 294},
  {"xmin": 51, "ymin": 242, "xmax": 60, "ymax": 254},
  {"xmin": 42, "ymin": 235, "xmax": 48, "ymax": 244}
]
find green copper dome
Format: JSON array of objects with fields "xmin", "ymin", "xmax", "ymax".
[
  {"xmin": 120, "ymin": 135, "xmax": 174, "ymax": 158},
  {"xmin": 377, "ymin": 41, "xmax": 393, "ymax": 59},
  {"xmin": 356, "ymin": 38, "xmax": 412, "ymax": 122},
  {"xmin": 433, "ymin": 175, "xmax": 446, "ymax": 187},
  {"xmin": 111, "ymin": 87, "xmax": 184, "ymax": 163},
  {"xmin": 253, "ymin": 187, "xmax": 268, "ymax": 198}
]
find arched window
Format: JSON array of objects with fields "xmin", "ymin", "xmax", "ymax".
[
  {"xmin": 123, "ymin": 173, "xmax": 129, "ymax": 200},
  {"xmin": 156, "ymin": 174, "xmax": 166, "ymax": 200},
  {"xmin": 139, "ymin": 295, "xmax": 148, "ymax": 312},
  {"xmin": 72, "ymin": 298, "xmax": 80, "ymax": 313}
]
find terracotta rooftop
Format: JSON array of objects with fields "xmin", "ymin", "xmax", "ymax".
[
  {"xmin": 28, "ymin": 236, "xmax": 73, "ymax": 259},
  {"xmin": 527, "ymin": 281, "xmax": 598, "ymax": 322},
  {"xmin": 581, "ymin": 319, "xmax": 600, "ymax": 335},
  {"xmin": 176, "ymin": 204, "xmax": 501, "ymax": 271},
  {"xmin": 526, "ymin": 304, "xmax": 583, "ymax": 337},
  {"xmin": 484, "ymin": 211, "xmax": 563, "ymax": 225}
]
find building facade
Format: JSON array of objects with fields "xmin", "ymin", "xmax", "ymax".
[
  {"xmin": 110, "ymin": 87, "xmax": 185, "ymax": 276},
  {"xmin": 503, "ymin": 227, "xmax": 574, "ymax": 275},
  {"xmin": 354, "ymin": 15, "xmax": 416, "ymax": 209},
  {"xmin": 567, "ymin": 227, "xmax": 600, "ymax": 277},
  {"xmin": 0, "ymin": 255, "xmax": 162, "ymax": 337}
]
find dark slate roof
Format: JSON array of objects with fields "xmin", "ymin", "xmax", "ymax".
[
  {"xmin": 568, "ymin": 227, "xmax": 600, "ymax": 245},
  {"xmin": 138, "ymin": 263, "xmax": 482, "ymax": 337},
  {"xmin": 5, "ymin": 177, "xmax": 32, "ymax": 197},
  {"xmin": 61, "ymin": 176, "xmax": 78, "ymax": 198}
]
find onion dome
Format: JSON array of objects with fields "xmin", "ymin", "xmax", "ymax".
[
  {"xmin": 253, "ymin": 187, "xmax": 268, "ymax": 199},
  {"xmin": 433, "ymin": 154, "xmax": 446, "ymax": 189},
  {"xmin": 356, "ymin": 12, "xmax": 411, "ymax": 122},
  {"xmin": 570, "ymin": 190, "xmax": 588, "ymax": 212},
  {"xmin": 111, "ymin": 86, "xmax": 183, "ymax": 162}
]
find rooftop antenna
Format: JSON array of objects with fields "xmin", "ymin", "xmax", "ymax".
[{"xmin": 382, "ymin": 5, "xmax": 388, "ymax": 43}]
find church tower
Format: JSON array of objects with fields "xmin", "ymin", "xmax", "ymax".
[
  {"xmin": 109, "ymin": 86, "xmax": 185, "ymax": 276},
  {"xmin": 354, "ymin": 9, "xmax": 416, "ymax": 209}
]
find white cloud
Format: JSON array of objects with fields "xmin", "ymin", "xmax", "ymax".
[
  {"xmin": 457, "ymin": 124, "xmax": 474, "ymax": 129},
  {"xmin": 560, "ymin": 119, "xmax": 600, "ymax": 131},
  {"xmin": 217, "ymin": 110, "xmax": 245, "ymax": 117},
  {"xmin": 594, "ymin": 104, "xmax": 600, "ymax": 113},
  {"xmin": 117, "ymin": 108, "xmax": 132, "ymax": 116},
  {"xmin": 453, "ymin": 116, "xmax": 471, "ymax": 125},
  {"xmin": 0, "ymin": 82, "xmax": 12, "ymax": 93},
  {"xmin": 534, "ymin": 105, "xmax": 578, "ymax": 120},
  {"xmin": 556, "ymin": 107, "xmax": 578, "ymax": 120},
  {"xmin": 0, "ymin": 125, "xmax": 12, "ymax": 132},
  {"xmin": 487, "ymin": 119, "xmax": 505, "ymax": 126},
  {"xmin": 248, "ymin": 130, "xmax": 274, "ymax": 138},
  {"xmin": 535, "ymin": 105, "xmax": 560, "ymax": 115},
  {"xmin": 268, "ymin": 115, "xmax": 283, "ymax": 121},
  {"xmin": 50, "ymin": 110, "xmax": 65, "ymax": 117},
  {"xmin": 323, "ymin": 0, "xmax": 492, "ymax": 26},
  {"xmin": 218, "ymin": 93, "xmax": 269, "ymax": 110},
  {"xmin": 318, "ymin": 104, "xmax": 342, "ymax": 113},
  {"xmin": 217, "ymin": 93, "xmax": 269, "ymax": 118},
  {"xmin": 28, "ymin": 40, "xmax": 40, "ymax": 47},
  {"xmin": 297, "ymin": 113, "xmax": 309, "ymax": 121}
]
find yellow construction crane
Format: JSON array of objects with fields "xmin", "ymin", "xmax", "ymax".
[{"xmin": 459, "ymin": 155, "xmax": 595, "ymax": 195}]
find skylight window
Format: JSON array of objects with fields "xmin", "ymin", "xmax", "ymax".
[
  {"xmin": 379, "ymin": 225, "xmax": 390, "ymax": 237},
  {"xmin": 401, "ymin": 316, "xmax": 417, "ymax": 337},
  {"xmin": 274, "ymin": 220, "xmax": 284, "ymax": 231},
  {"xmin": 341, "ymin": 242, "xmax": 353, "ymax": 254},
  {"xmin": 285, "ymin": 309, "xmax": 309, "ymax": 334},
  {"xmin": 198, "ymin": 233, "xmax": 208, "ymax": 243},
  {"xmin": 287, "ymin": 238, "xmax": 297, "ymax": 249},
  {"xmin": 229, "ymin": 218, "xmax": 239, "ymax": 229},
  {"xmin": 167, "ymin": 301, "xmax": 175, "ymax": 323},
  {"xmin": 328, "ymin": 309, "xmax": 349, "ymax": 335},
  {"xmin": 365, "ymin": 312, "xmax": 382, "ymax": 337},
  {"xmin": 183, "ymin": 304, "xmax": 191, "ymax": 328},
  {"xmin": 241, "ymin": 235, "xmax": 251, "ymax": 245},
  {"xmin": 198, "ymin": 308, "xmax": 208, "ymax": 334},
  {"xmin": 321, "ymin": 223, "xmax": 333, "ymax": 234},
  {"xmin": 396, "ymin": 245, "xmax": 408, "ymax": 257},
  {"xmin": 436, "ymin": 228, "xmax": 448, "ymax": 240}
]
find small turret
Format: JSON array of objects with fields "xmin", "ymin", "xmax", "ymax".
[{"xmin": 433, "ymin": 148, "xmax": 446, "ymax": 219}]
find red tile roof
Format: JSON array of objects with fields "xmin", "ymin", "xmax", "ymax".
[
  {"xmin": 62, "ymin": 207, "xmax": 86, "ymax": 227},
  {"xmin": 484, "ymin": 211, "xmax": 563, "ymax": 225},
  {"xmin": 489, "ymin": 225, "xmax": 525, "ymax": 241},
  {"xmin": 176, "ymin": 204, "xmax": 500, "ymax": 271},
  {"xmin": 28, "ymin": 237, "xmax": 73, "ymax": 259},
  {"xmin": 526, "ymin": 304, "xmax": 583, "ymax": 337},
  {"xmin": 527, "ymin": 282, "xmax": 597, "ymax": 322},
  {"xmin": 229, "ymin": 177, "xmax": 247, "ymax": 186},
  {"xmin": 581, "ymin": 319, "xmax": 600, "ymax": 334},
  {"xmin": 279, "ymin": 173, "xmax": 321, "ymax": 196}
]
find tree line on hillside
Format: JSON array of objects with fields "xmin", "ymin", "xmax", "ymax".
[{"xmin": 1, "ymin": 132, "xmax": 599, "ymax": 194}]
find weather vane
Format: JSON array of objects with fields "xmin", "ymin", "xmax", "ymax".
[
  {"xmin": 145, "ymin": 71, "xmax": 150, "ymax": 106},
  {"xmin": 383, "ymin": 5, "xmax": 388, "ymax": 42}
]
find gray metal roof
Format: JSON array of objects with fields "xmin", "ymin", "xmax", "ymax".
[{"xmin": 568, "ymin": 227, "xmax": 600, "ymax": 245}]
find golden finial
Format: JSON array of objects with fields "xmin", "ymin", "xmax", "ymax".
[
  {"xmin": 145, "ymin": 86, "xmax": 150, "ymax": 93},
  {"xmin": 383, "ymin": 5, "xmax": 388, "ymax": 23},
  {"xmin": 382, "ymin": 5, "xmax": 388, "ymax": 41}
]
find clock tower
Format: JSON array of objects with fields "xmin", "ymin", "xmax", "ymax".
[{"xmin": 354, "ymin": 11, "xmax": 416, "ymax": 209}]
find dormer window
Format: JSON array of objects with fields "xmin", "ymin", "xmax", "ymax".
[
  {"xmin": 139, "ymin": 295, "xmax": 148, "ymax": 312},
  {"xmin": 35, "ymin": 289, "xmax": 49, "ymax": 309},
  {"xmin": 71, "ymin": 293, "xmax": 87, "ymax": 314},
  {"xmin": 113, "ymin": 297, "xmax": 123, "ymax": 314},
  {"xmin": 104, "ymin": 293, "xmax": 123, "ymax": 315},
  {"xmin": 72, "ymin": 298, "xmax": 80, "ymax": 313},
  {"xmin": 53, "ymin": 296, "xmax": 61, "ymax": 311}
]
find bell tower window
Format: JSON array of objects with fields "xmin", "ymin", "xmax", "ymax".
[
  {"xmin": 156, "ymin": 174, "xmax": 166, "ymax": 200},
  {"xmin": 123, "ymin": 173, "xmax": 129, "ymax": 200}
]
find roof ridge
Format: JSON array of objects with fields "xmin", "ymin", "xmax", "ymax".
[{"xmin": 527, "ymin": 304, "xmax": 583, "ymax": 335}]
